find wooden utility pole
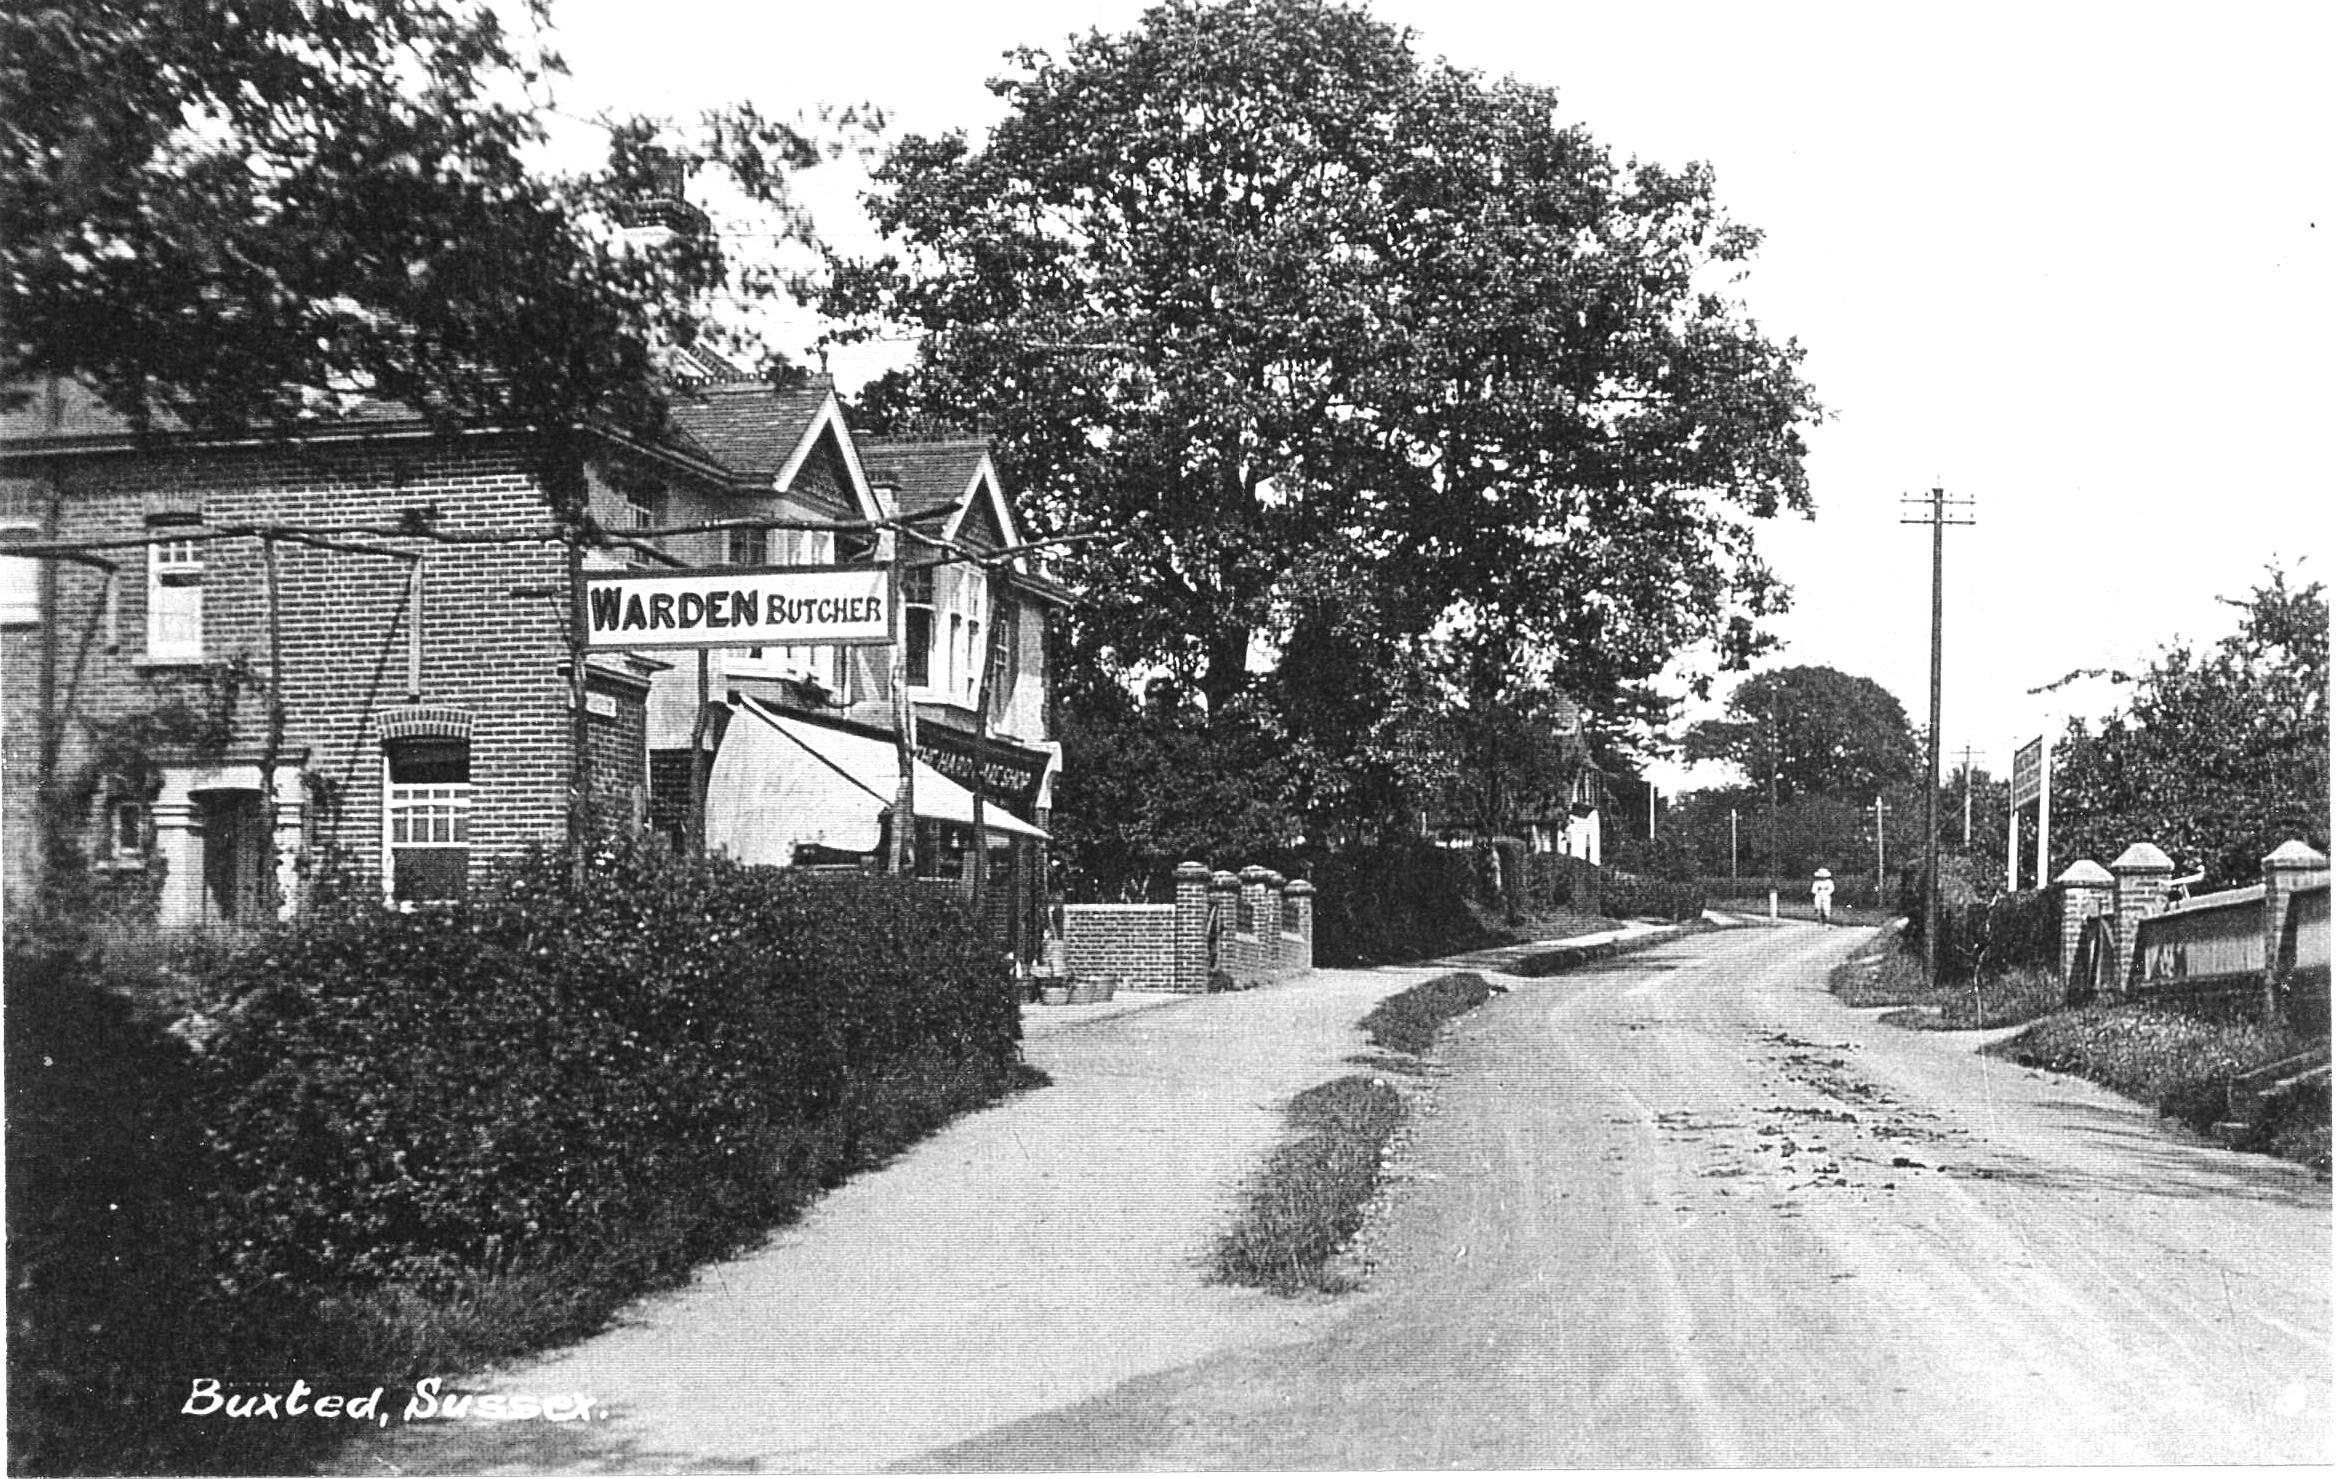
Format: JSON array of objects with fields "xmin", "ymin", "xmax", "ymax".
[{"xmin": 1902, "ymin": 486, "xmax": 1974, "ymax": 987}]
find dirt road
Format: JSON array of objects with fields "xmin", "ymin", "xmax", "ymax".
[{"xmin": 919, "ymin": 923, "xmax": 2333, "ymax": 1469}]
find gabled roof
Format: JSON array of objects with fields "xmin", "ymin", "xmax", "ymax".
[
  {"xmin": 859, "ymin": 437, "xmax": 995, "ymax": 524},
  {"xmin": 664, "ymin": 378, "xmax": 836, "ymax": 481}
]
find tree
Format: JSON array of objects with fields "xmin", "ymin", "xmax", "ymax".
[
  {"xmin": 2054, "ymin": 566, "xmax": 2328, "ymax": 886},
  {"xmin": 2, "ymin": 0, "xmax": 859, "ymax": 440},
  {"xmin": 1684, "ymin": 665, "xmax": 1919, "ymax": 802},
  {"xmin": 828, "ymin": 0, "xmax": 1817, "ymax": 730}
]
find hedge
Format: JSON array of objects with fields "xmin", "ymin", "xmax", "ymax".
[
  {"xmin": 1311, "ymin": 839, "xmax": 1490, "ymax": 966},
  {"xmin": 8, "ymin": 846, "xmax": 1029, "ymax": 1472}
]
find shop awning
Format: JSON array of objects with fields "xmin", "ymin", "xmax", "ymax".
[{"xmin": 704, "ymin": 697, "xmax": 1048, "ymax": 865}]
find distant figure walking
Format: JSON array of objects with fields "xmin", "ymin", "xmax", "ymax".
[{"xmin": 1811, "ymin": 868, "xmax": 1835, "ymax": 923}]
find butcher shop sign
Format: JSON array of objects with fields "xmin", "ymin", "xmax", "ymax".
[{"xmin": 585, "ymin": 566, "xmax": 892, "ymax": 651}]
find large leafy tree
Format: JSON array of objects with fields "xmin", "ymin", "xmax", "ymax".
[
  {"xmin": 1, "ymin": 0, "xmax": 854, "ymax": 440},
  {"xmin": 2054, "ymin": 567, "xmax": 2328, "ymax": 885},
  {"xmin": 1685, "ymin": 665, "xmax": 1920, "ymax": 803},
  {"xmin": 830, "ymin": 0, "xmax": 1818, "ymax": 727}
]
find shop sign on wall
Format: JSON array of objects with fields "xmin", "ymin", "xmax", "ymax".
[{"xmin": 586, "ymin": 566, "xmax": 890, "ymax": 651}]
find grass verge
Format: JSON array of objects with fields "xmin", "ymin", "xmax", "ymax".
[
  {"xmin": 1827, "ymin": 925, "xmax": 2065, "ymax": 1030},
  {"xmin": 1211, "ymin": 1075, "xmax": 1409, "ymax": 1295},
  {"xmin": 1214, "ymin": 971, "xmax": 1500, "ymax": 1296},
  {"xmin": 1990, "ymin": 1006, "xmax": 2328, "ymax": 1171},
  {"xmin": 1360, "ymin": 970, "xmax": 1506, "ymax": 1054}
]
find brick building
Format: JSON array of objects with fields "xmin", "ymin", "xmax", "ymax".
[{"xmin": 1, "ymin": 373, "xmax": 1071, "ymax": 960}]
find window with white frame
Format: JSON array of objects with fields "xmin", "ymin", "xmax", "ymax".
[
  {"xmin": 385, "ymin": 737, "xmax": 470, "ymax": 903},
  {"xmin": 0, "ymin": 481, "xmax": 40, "ymax": 627},
  {"xmin": 146, "ymin": 529, "xmax": 204, "ymax": 661}
]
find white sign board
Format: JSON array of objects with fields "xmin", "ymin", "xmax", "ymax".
[{"xmin": 586, "ymin": 566, "xmax": 891, "ymax": 651}]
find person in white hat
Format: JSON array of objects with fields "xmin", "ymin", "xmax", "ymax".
[{"xmin": 1811, "ymin": 868, "xmax": 1835, "ymax": 923}]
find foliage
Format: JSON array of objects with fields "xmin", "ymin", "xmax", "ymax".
[
  {"xmin": 1992, "ymin": 1006, "xmax": 2321, "ymax": 1159},
  {"xmin": 1360, "ymin": 971, "xmax": 1503, "ymax": 1056},
  {"xmin": 1600, "ymin": 869, "xmax": 1707, "ymax": 923},
  {"xmin": 1684, "ymin": 665, "xmax": 1919, "ymax": 801},
  {"xmin": 1902, "ymin": 883, "xmax": 2061, "ymax": 986},
  {"xmin": 7, "ymin": 851, "xmax": 1034, "ymax": 1472},
  {"xmin": 2054, "ymin": 566, "xmax": 2328, "ymax": 885},
  {"xmin": 1051, "ymin": 675, "xmax": 1299, "ymax": 900},
  {"xmin": 831, "ymin": 0, "xmax": 1817, "ymax": 747},
  {"xmin": 1, "ymin": 0, "xmax": 869, "ymax": 438},
  {"xmin": 197, "ymin": 846, "xmax": 1022, "ymax": 1292},
  {"xmin": 1311, "ymin": 840, "xmax": 1493, "ymax": 967},
  {"xmin": 1212, "ymin": 1074, "xmax": 1407, "ymax": 1296}
]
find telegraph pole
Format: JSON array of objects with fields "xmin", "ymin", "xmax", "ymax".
[{"xmin": 1902, "ymin": 486, "xmax": 1974, "ymax": 987}]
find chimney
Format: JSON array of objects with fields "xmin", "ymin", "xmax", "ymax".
[{"xmin": 618, "ymin": 149, "xmax": 710, "ymax": 246}]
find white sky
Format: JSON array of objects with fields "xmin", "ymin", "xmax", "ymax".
[{"xmin": 542, "ymin": 0, "xmax": 2341, "ymax": 789}]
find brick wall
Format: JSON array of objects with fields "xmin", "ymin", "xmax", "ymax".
[
  {"xmin": 1056, "ymin": 859, "xmax": 1315, "ymax": 996},
  {"xmin": 3, "ymin": 432, "xmax": 709, "ymax": 916},
  {"xmin": 1063, "ymin": 903, "xmax": 1179, "ymax": 991}
]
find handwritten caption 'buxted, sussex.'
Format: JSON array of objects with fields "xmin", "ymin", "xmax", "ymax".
[{"xmin": 585, "ymin": 566, "xmax": 893, "ymax": 651}]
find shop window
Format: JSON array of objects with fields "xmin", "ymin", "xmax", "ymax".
[
  {"xmin": 146, "ymin": 531, "xmax": 203, "ymax": 661},
  {"xmin": 0, "ymin": 481, "xmax": 39, "ymax": 627},
  {"xmin": 385, "ymin": 737, "xmax": 470, "ymax": 904},
  {"xmin": 903, "ymin": 561, "xmax": 935, "ymax": 690}
]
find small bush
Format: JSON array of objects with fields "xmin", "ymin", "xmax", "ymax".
[
  {"xmin": 1312, "ymin": 840, "xmax": 1490, "ymax": 966},
  {"xmin": 1361, "ymin": 971, "xmax": 1501, "ymax": 1055},
  {"xmin": 1600, "ymin": 868, "xmax": 1705, "ymax": 922}
]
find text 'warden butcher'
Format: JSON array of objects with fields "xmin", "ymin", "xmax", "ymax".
[{"xmin": 585, "ymin": 567, "xmax": 892, "ymax": 651}]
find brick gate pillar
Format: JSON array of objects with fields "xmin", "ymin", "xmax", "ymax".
[
  {"xmin": 2260, "ymin": 840, "xmax": 2328, "ymax": 1020},
  {"xmin": 1284, "ymin": 877, "xmax": 1316, "ymax": 972},
  {"xmin": 2054, "ymin": 858, "xmax": 2116, "ymax": 999},
  {"xmin": 2109, "ymin": 841, "xmax": 2175, "ymax": 996},
  {"xmin": 1173, "ymin": 861, "xmax": 1211, "ymax": 993}
]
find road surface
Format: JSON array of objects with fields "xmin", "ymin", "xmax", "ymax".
[{"xmin": 918, "ymin": 922, "xmax": 2332, "ymax": 1469}]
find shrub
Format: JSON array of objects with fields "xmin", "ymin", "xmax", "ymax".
[
  {"xmin": 195, "ymin": 846, "xmax": 1023, "ymax": 1294},
  {"xmin": 1311, "ymin": 840, "xmax": 1490, "ymax": 966},
  {"xmin": 1601, "ymin": 869, "xmax": 1705, "ymax": 922},
  {"xmin": 10, "ymin": 845, "xmax": 1033, "ymax": 1473}
]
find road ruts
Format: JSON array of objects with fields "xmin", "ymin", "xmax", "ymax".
[{"xmin": 914, "ymin": 921, "xmax": 2332, "ymax": 1470}]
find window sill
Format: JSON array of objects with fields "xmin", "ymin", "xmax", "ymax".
[{"xmin": 133, "ymin": 655, "xmax": 210, "ymax": 672}]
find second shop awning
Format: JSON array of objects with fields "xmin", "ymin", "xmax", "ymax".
[{"xmin": 704, "ymin": 697, "xmax": 1048, "ymax": 866}]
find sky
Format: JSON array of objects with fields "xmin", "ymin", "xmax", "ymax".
[{"xmin": 540, "ymin": 0, "xmax": 2340, "ymax": 793}]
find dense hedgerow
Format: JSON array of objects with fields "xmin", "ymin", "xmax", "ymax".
[
  {"xmin": 7, "ymin": 846, "xmax": 1030, "ymax": 1473},
  {"xmin": 195, "ymin": 847, "xmax": 1023, "ymax": 1293},
  {"xmin": 1312, "ymin": 840, "xmax": 1491, "ymax": 965}
]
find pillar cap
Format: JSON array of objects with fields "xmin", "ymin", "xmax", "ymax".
[
  {"xmin": 1174, "ymin": 860, "xmax": 1212, "ymax": 883},
  {"xmin": 1283, "ymin": 877, "xmax": 1317, "ymax": 896},
  {"xmin": 2263, "ymin": 839, "xmax": 2328, "ymax": 870},
  {"xmin": 2111, "ymin": 841, "xmax": 2175, "ymax": 874},
  {"xmin": 1241, "ymin": 864, "xmax": 1281, "ymax": 885},
  {"xmin": 2056, "ymin": 859, "xmax": 2115, "ymax": 886},
  {"xmin": 1210, "ymin": 869, "xmax": 1241, "ymax": 888}
]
